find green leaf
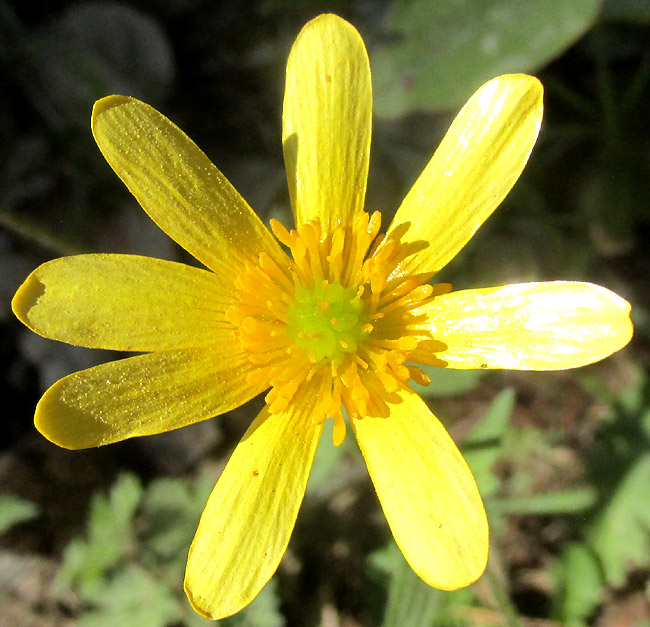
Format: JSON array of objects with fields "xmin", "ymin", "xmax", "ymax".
[
  {"xmin": 86, "ymin": 473, "xmax": 142, "ymax": 569},
  {"xmin": 23, "ymin": 2, "xmax": 174, "ymax": 129},
  {"xmin": 464, "ymin": 389, "xmax": 514, "ymax": 445},
  {"xmin": 554, "ymin": 543, "xmax": 603, "ymax": 627},
  {"xmin": 78, "ymin": 565, "xmax": 181, "ymax": 627},
  {"xmin": 602, "ymin": 0, "xmax": 650, "ymax": 22},
  {"xmin": 306, "ymin": 417, "xmax": 354, "ymax": 495},
  {"xmin": 462, "ymin": 389, "xmax": 515, "ymax": 497},
  {"xmin": 54, "ymin": 472, "xmax": 143, "ymax": 601},
  {"xmin": 373, "ymin": 541, "xmax": 472, "ymax": 627},
  {"xmin": 372, "ymin": 0, "xmax": 601, "ymax": 117},
  {"xmin": 0, "ymin": 495, "xmax": 39, "ymax": 534},
  {"xmin": 493, "ymin": 488, "xmax": 598, "ymax": 516},
  {"xmin": 140, "ymin": 474, "xmax": 212, "ymax": 566},
  {"xmin": 221, "ymin": 577, "xmax": 285, "ymax": 627},
  {"xmin": 411, "ymin": 366, "xmax": 485, "ymax": 398},
  {"xmin": 589, "ymin": 452, "xmax": 650, "ymax": 586},
  {"xmin": 378, "ymin": 542, "xmax": 445, "ymax": 627}
]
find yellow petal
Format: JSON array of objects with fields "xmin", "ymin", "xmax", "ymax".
[
  {"xmin": 417, "ymin": 281, "xmax": 633, "ymax": 370},
  {"xmin": 352, "ymin": 387, "xmax": 488, "ymax": 589},
  {"xmin": 388, "ymin": 74, "xmax": 543, "ymax": 276},
  {"xmin": 283, "ymin": 14, "xmax": 372, "ymax": 232},
  {"xmin": 185, "ymin": 384, "xmax": 323, "ymax": 620},
  {"xmin": 13, "ymin": 254, "xmax": 236, "ymax": 351},
  {"xmin": 92, "ymin": 96, "xmax": 282, "ymax": 277},
  {"xmin": 35, "ymin": 347, "xmax": 265, "ymax": 449}
]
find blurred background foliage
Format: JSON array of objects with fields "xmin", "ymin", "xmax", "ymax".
[{"xmin": 1, "ymin": 0, "xmax": 649, "ymax": 625}]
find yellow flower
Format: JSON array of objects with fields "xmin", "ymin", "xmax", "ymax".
[{"xmin": 13, "ymin": 13, "xmax": 632, "ymax": 621}]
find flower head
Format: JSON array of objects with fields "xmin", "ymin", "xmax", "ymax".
[{"xmin": 13, "ymin": 14, "xmax": 632, "ymax": 621}]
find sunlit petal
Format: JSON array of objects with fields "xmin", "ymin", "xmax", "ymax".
[
  {"xmin": 352, "ymin": 387, "xmax": 488, "ymax": 589},
  {"xmin": 35, "ymin": 347, "xmax": 265, "ymax": 449},
  {"xmin": 185, "ymin": 383, "xmax": 322, "ymax": 620},
  {"xmin": 388, "ymin": 74, "xmax": 543, "ymax": 276},
  {"xmin": 283, "ymin": 14, "xmax": 372, "ymax": 232},
  {"xmin": 416, "ymin": 281, "xmax": 633, "ymax": 370},
  {"xmin": 92, "ymin": 96, "xmax": 283, "ymax": 278},
  {"xmin": 12, "ymin": 254, "xmax": 236, "ymax": 351}
]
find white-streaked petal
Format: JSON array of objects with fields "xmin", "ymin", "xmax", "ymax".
[
  {"xmin": 415, "ymin": 281, "xmax": 633, "ymax": 369},
  {"xmin": 387, "ymin": 74, "xmax": 543, "ymax": 277}
]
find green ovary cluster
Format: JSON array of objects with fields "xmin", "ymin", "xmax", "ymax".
[{"xmin": 287, "ymin": 282, "xmax": 370, "ymax": 364}]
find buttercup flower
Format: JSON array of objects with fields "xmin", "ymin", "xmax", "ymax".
[{"xmin": 13, "ymin": 14, "xmax": 632, "ymax": 620}]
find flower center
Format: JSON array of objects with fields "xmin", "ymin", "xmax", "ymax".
[
  {"xmin": 226, "ymin": 211, "xmax": 448, "ymax": 446},
  {"xmin": 287, "ymin": 282, "xmax": 371, "ymax": 364}
]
